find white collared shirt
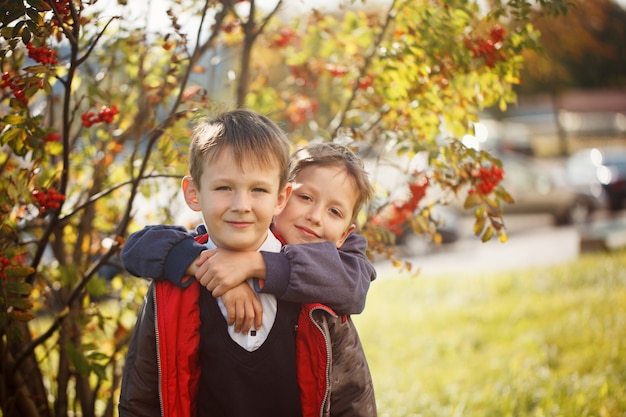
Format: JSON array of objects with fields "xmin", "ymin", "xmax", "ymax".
[{"xmin": 205, "ymin": 232, "xmax": 280, "ymax": 352}]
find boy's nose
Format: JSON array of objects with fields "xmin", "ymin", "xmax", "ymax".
[
  {"xmin": 231, "ymin": 192, "xmax": 251, "ymax": 211},
  {"xmin": 305, "ymin": 205, "xmax": 322, "ymax": 224}
]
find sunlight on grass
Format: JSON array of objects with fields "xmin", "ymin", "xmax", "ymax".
[{"xmin": 354, "ymin": 250, "xmax": 626, "ymax": 417}]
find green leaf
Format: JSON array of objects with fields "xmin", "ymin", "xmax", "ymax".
[
  {"xmin": 87, "ymin": 351, "xmax": 110, "ymax": 361},
  {"xmin": 26, "ymin": 0, "xmax": 52, "ymax": 12},
  {"xmin": 23, "ymin": 65, "xmax": 48, "ymax": 74},
  {"xmin": 91, "ymin": 363, "xmax": 107, "ymax": 380},
  {"xmin": 3, "ymin": 280, "xmax": 33, "ymax": 294},
  {"xmin": 8, "ymin": 309, "xmax": 35, "ymax": 322},
  {"xmin": 26, "ymin": 8, "xmax": 42, "ymax": 25},
  {"xmin": 1, "ymin": 6, "xmax": 26, "ymax": 26},
  {"xmin": 66, "ymin": 343, "xmax": 91, "ymax": 376},
  {"xmin": 8, "ymin": 296, "xmax": 34, "ymax": 310},
  {"xmin": 21, "ymin": 26, "xmax": 31, "ymax": 44},
  {"xmin": 11, "ymin": 20, "xmax": 25, "ymax": 38}
]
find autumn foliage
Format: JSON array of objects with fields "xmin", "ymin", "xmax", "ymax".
[{"xmin": 0, "ymin": 0, "xmax": 570, "ymax": 416}]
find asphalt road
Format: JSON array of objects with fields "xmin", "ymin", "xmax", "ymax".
[{"xmin": 373, "ymin": 211, "xmax": 626, "ymax": 279}]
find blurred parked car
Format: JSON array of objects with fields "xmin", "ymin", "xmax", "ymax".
[
  {"xmin": 496, "ymin": 152, "xmax": 604, "ymax": 225},
  {"xmin": 566, "ymin": 147, "xmax": 626, "ymax": 212},
  {"xmin": 365, "ymin": 149, "xmax": 603, "ymax": 246},
  {"xmin": 427, "ymin": 152, "xmax": 605, "ymax": 243}
]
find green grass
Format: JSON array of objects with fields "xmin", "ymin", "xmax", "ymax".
[{"xmin": 354, "ymin": 250, "xmax": 626, "ymax": 417}]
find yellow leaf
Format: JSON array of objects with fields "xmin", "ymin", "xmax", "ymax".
[
  {"xmin": 464, "ymin": 192, "xmax": 482, "ymax": 209},
  {"xmin": 481, "ymin": 225, "xmax": 494, "ymax": 242},
  {"xmin": 473, "ymin": 216, "xmax": 486, "ymax": 236}
]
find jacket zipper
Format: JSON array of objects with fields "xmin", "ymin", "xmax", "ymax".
[
  {"xmin": 153, "ymin": 287, "xmax": 165, "ymax": 417},
  {"xmin": 309, "ymin": 305, "xmax": 334, "ymax": 417}
]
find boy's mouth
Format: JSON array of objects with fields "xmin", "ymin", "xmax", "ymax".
[
  {"xmin": 226, "ymin": 221, "xmax": 253, "ymax": 229},
  {"xmin": 296, "ymin": 225, "xmax": 320, "ymax": 239}
]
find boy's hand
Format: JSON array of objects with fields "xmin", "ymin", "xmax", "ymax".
[
  {"xmin": 195, "ymin": 249, "xmax": 265, "ymax": 297},
  {"xmin": 182, "ymin": 253, "xmax": 204, "ymax": 282},
  {"xmin": 219, "ymin": 283, "xmax": 263, "ymax": 333}
]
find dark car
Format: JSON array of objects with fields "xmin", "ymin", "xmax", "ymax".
[{"xmin": 566, "ymin": 147, "xmax": 626, "ymax": 212}]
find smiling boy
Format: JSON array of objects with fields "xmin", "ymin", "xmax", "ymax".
[{"xmin": 119, "ymin": 110, "xmax": 301, "ymax": 416}]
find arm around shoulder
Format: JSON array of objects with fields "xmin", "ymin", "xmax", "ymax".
[
  {"xmin": 121, "ymin": 225, "xmax": 205, "ymax": 287},
  {"xmin": 260, "ymin": 233, "xmax": 376, "ymax": 314}
]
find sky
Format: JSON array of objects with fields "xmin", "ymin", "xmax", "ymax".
[
  {"xmin": 96, "ymin": 0, "xmax": 366, "ymax": 32},
  {"xmin": 98, "ymin": 0, "xmax": 626, "ymax": 33}
]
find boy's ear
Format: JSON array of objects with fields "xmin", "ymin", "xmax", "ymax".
[
  {"xmin": 182, "ymin": 176, "xmax": 201, "ymax": 212},
  {"xmin": 335, "ymin": 223, "xmax": 357, "ymax": 248},
  {"xmin": 273, "ymin": 183, "xmax": 292, "ymax": 216}
]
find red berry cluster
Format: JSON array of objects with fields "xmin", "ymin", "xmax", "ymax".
[
  {"xmin": 325, "ymin": 63, "xmax": 349, "ymax": 77},
  {"xmin": 1, "ymin": 72, "xmax": 28, "ymax": 104},
  {"xmin": 27, "ymin": 42, "xmax": 58, "ymax": 65},
  {"xmin": 32, "ymin": 188, "xmax": 66, "ymax": 217},
  {"xmin": 1, "ymin": 73, "xmax": 43, "ymax": 104},
  {"xmin": 0, "ymin": 256, "xmax": 10, "ymax": 279},
  {"xmin": 289, "ymin": 64, "xmax": 318, "ymax": 88},
  {"xmin": 47, "ymin": 0, "xmax": 71, "ymax": 15},
  {"xmin": 286, "ymin": 95, "xmax": 319, "ymax": 125},
  {"xmin": 44, "ymin": 132, "xmax": 61, "ymax": 142},
  {"xmin": 270, "ymin": 27, "xmax": 297, "ymax": 48},
  {"xmin": 372, "ymin": 177, "xmax": 429, "ymax": 236},
  {"xmin": 357, "ymin": 74, "xmax": 374, "ymax": 90},
  {"xmin": 47, "ymin": 0, "xmax": 72, "ymax": 25},
  {"xmin": 464, "ymin": 25, "xmax": 506, "ymax": 68},
  {"xmin": 222, "ymin": 21, "xmax": 239, "ymax": 34},
  {"xmin": 81, "ymin": 105, "xmax": 119, "ymax": 127},
  {"xmin": 471, "ymin": 164, "xmax": 504, "ymax": 195}
]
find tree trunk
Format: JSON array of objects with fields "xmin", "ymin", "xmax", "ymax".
[{"xmin": 5, "ymin": 324, "xmax": 51, "ymax": 417}]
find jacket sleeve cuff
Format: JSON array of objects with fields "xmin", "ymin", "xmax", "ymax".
[
  {"xmin": 258, "ymin": 251, "xmax": 290, "ymax": 296},
  {"xmin": 163, "ymin": 238, "xmax": 205, "ymax": 288}
]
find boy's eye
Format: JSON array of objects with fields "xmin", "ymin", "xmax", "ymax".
[
  {"xmin": 298, "ymin": 194, "xmax": 313, "ymax": 202},
  {"xmin": 253, "ymin": 187, "xmax": 269, "ymax": 193},
  {"xmin": 215, "ymin": 186, "xmax": 231, "ymax": 191},
  {"xmin": 329, "ymin": 207, "xmax": 343, "ymax": 218}
]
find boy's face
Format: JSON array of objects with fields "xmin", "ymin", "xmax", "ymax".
[
  {"xmin": 273, "ymin": 165, "xmax": 357, "ymax": 248},
  {"xmin": 183, "ymin": 149, "xmax": 290, "ymax": 251}
]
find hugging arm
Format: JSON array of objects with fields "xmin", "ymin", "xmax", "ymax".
[
  {"xmin": 121, "ymin": 225, "xmax": 206, "ymax": 287},
  {"xmin": 121, "ymin": 225, "xmax": 376, "ymax": 314},
  {"xmin": 259, "ymin": 234, "xmax": 375, "ymax": 314}
]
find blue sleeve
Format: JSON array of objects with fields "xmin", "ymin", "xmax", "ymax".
[
  {"xmin": 259, "ymin": 233, "xmax": 376, "ymax": 314},
  {"xmin": 121, "ymin": 225, "xmax": 205, "ymax": 288}
]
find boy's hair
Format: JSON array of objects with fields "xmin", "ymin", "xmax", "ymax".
[
  {"xmin": 188, "ymin": 109, "xmax": 291, "ymax": 189},
  {"xmin": 289, "ymin": 142, "xmax": 374, "ymax": 224}
]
